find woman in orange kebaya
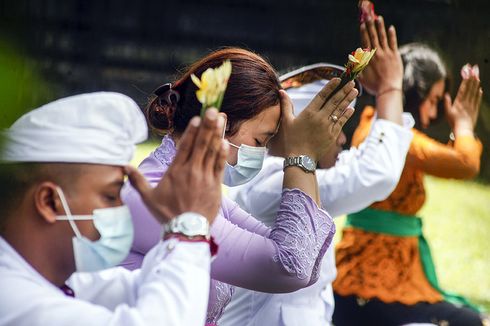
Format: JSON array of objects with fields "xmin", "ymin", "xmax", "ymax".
[{"xmin": 332, "ymin": 19, "xmax": 487, "ymax": 326}]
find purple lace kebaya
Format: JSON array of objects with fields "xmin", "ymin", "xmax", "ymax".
[{"xmin": 120, "ymin": 135, "xmax": 335, "ymax": 324}]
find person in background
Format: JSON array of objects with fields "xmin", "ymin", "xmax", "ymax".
[
  {"xmin": 220, "ymin": 15, "xmax": 413, "ymax": 326},
  {"xmin": 120, "ymin": 47, "xmax": 358, "ymax": 325},
  {"xmin": 333, "ymin": 16, "xmax": 487, "ymax": 326},
  {"xmin": 0, "ymin": 92, "xmax": 227, "ymax": 326}
]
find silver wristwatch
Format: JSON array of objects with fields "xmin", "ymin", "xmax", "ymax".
[
  {"xmin": 283, "ymin": 155, "xmax": 316, "ymax": 173},
  {"xmin": 164, "ymin": 212, "xmax": 210, "ymax": 239}
]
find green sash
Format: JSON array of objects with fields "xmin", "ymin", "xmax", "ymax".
[{"xmin": 346, "ymin": 208, "xmax": 481, "ymax": 312}]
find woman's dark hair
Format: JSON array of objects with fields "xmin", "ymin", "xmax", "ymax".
[
  {"xmin": 400, "ymin": 43, "xmax": 449, "ymax": 128},
  {"xmin": 146, "ymin": 48, "xmax": 282, "ymax": 136}
]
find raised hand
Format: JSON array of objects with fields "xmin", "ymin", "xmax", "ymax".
[
  {"xmin": 269, "ymin": 78, "xmax": 357, "ymax": 161},
  {"xmin": 126, "ymin": 108, "xmax": 228, "ymax": 224},
  {"xmin": 358, "ymin": 15, "xmax": 403, "ymax": 96},
  {"xmin": 444, "ymin": 69, "xmax": 483, "ymax": 137}
]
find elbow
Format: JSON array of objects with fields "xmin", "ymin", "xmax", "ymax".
[
  {"xmin": 457, "ymin": 165, "xmax": 480, "ymax": 179},
  {"xmin": 268, "ymin": 258, "xmax": 314, "ymax": 293},
  {"xmin": 375, "ymin": 169, "xmax": 400, "ymax": 199},
  {"xmin": 289, "ymin": 276, "xmax": 312, "ymax": 291},
  {"xmin": 276, "ymin": 275, "xmax": 311, "ymax": 293},
  {"xmin": 379, "ymin": 171, "xmax": 400, "ymax": 196},
  {"xmin": 362, "ymin": 167, "xmax": 400, "ymax": 200},
  {"xmin": 447, "ymin": 161, "xmax": 481, "ymax": 180}
]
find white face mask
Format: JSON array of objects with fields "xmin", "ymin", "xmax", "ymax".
[
  {"xmin": 223, "ymin": 142, "xmax": 267, "ymax": 187},
  {"xmin": 55, "ymin": 187, "xmax": 134, "ymax": 272}
]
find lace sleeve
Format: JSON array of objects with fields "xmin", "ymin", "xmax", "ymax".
[
  {"xmin": 271, "ymin": 188, "xmax": 335, "ymax": 283},
  {"xmin": 206, "ymin": 280, "xmax": 235, "ymax": 325},
  {"xmin": 210, "ymin": 188, "xmax": 335, "ymax": 292}
]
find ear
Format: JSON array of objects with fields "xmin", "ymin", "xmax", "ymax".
[
  {"xmin": 218, "ymin": 112, "xmax": 228, "ymax": 137},
  {"xmin": 33, "ymin": 182, "xmax": 64, "ymax": 224}
]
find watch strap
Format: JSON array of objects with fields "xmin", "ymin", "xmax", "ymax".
[
  {"xmin": 163, "ymin": 212, "xmax": 210, "ymax": 239},
  {"xmin": 283, "ymin": 155, "xmax": 316, "ymax": 173}
]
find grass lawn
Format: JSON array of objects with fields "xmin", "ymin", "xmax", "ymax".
[{"xmin": 134, "ymin": 142, "xmax": 490, "ymax": 311}]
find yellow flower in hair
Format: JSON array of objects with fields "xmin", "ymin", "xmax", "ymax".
[{"xmin": 191, "ymin": 60, "xmax": 232, "ymax": 116}]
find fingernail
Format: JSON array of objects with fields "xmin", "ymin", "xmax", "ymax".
[
  {"xmin": 461, "ymin": 64, "xmax": 471, "ymax": 79},
  {"xmin": 190, "ymin": 116, "xmax": 201, "ymax": 126},
  {"xmin": 472, "ymin": 65, "xmax": 480, "ymax": 78},
  {"xmin": 217, "ymin": 116, "xmax": 224, "ymax": 129},
  {"xmin": 206, "ymin": 109, "xmax": 218, "ymax": 120}
]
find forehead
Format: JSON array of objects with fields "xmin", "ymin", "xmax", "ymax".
[
  {"xmin": 429, "ymin": 79, "xmax": 445, "ymax": 97},
  {"xmin": 75, "ymin": 164, "xmax": 125, "ymax": 188},
  {"xmin": 247, "ymin": 104, "xmax": 281, "ymax": 133}
]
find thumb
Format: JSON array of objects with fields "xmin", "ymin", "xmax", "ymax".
[
  {"xmin": 125, "ymin": 165, "xmax": 152, "ymax": 202},
  {"xmin": 279, "ymin": 90, "xmax": 295, "ymax": 123}
]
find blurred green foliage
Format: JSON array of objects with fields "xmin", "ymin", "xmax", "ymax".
[
  {"xmin": 0, "ymin": 39, "xmax": 54, "ymax": 129},
  {"xmin": 0, "ymin": 39, "xmax": 54, "ymax": 155}
]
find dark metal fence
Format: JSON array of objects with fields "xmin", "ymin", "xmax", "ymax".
[{"xmin": 1, "ymin": 0, "xmax": 489, "ymax": 180}]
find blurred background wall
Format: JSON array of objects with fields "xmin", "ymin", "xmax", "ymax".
[{"xmin": 1, "ymin": 0, "xmax": 489, "ymax": 180}]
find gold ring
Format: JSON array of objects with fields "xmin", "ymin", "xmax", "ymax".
[{"xmin": 330, "ymin": 115, "xmax": 339, "ymax": 122}]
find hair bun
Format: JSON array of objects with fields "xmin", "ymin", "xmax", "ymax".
[
  {"xmin": 146, "ymin": 83, "xmax": 181, "ymax": 133},
  {"xmin": 154, "ymin": 83, "xmax": 181, "ymax": 107}
]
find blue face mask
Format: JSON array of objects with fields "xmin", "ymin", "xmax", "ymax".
[
  {"xmin": 55, "ymin": 187, "xmax": 134, "ymax": 273},
  {"xmin": 223, "ymin": 142, "xmax": 267, "ymax": 187}
]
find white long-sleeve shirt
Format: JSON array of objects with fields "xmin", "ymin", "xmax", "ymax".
[
  {"xmin": 221, "ymin": 115, "xmax": 414, "ymax": 326},
  {"xmin": 0, "ymin": 236, "xmax": 211, "ymax": 326}
]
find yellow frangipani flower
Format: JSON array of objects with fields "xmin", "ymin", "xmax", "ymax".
[
  {"xmin": 346, "ymin": 48, "xmax": 376, "ymax": 75},
  {"xmin": 326, "ymin": 47, "xmax": 376, "ymax": 102},
  {"xmin": 191, "ymin": 60, "xmax": 232, "ymax": 116}
]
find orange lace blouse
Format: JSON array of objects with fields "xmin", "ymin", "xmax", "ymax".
[{"xmin": 333, "ymin": 106, "xmax": 483, "ymax": 304}]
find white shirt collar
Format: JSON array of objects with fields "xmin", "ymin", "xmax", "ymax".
[{"xmin": 0, "ymin": 236, "xmax": 62, "ymax": 292}]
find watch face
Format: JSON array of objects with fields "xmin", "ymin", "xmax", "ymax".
[
  {"xmin": 175, "ymin": 213, "xmax": 209, "ymax": 237},
  {"xmin": 302, "ymin": 156, "xmax": 316, "ymax": 171}
]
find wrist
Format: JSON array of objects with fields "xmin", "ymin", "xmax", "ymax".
[
  {"xmin": 377, "ymin": 79, "xmax": 403, "ymax": 93},
  {"xmin": 283, "ymin": 149, "xmax": 318, "ymax": 161},
  {"xmin": 283, "ymin": 155, "xmax": 317, "ymax": 173},
  {"xmin": 453, "ymin": 128, "xmax": 474, "ymax": 138},
  {"xmin": 163, "ymin": 233, "xmax": 218, "ymax": 256},
  {"xmin": 376, "ymin": 87, "xmax": 403, "ymax": 99},
  {"xmin": 163, "ymin": 212, "xmax": 210, "ymax": 240},
  {"xmin": 163, "ymin": 233, "xmax": 208, "ymax": 241},
  {"xmin": 454, "ymin": 121, "xmax": 474, "ymax": 137}
]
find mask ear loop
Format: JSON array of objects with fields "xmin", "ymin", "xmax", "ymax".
[
  {"xmin": 55, "ymin": 187, "xmax": 83, "ymax": 239},
  {"xmin": 222, "ymin": 119, "xmax": 240, "ymax": 149}
]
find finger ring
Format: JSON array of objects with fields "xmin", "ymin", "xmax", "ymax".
[{"xmin": 330, "ymin": 115, "xmax": 339, "ymax": 122}]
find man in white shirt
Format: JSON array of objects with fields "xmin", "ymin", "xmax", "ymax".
[
  {"xmin": 0, "ymin": 92, "xmax": 227, "ymax": 326},
  {"xmin": 221, "ymin": 17, "xmax": 414, "ymax": 326}
]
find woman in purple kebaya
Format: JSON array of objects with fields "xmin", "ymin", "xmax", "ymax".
[{"xmin": 121, "ymin": 48, "xmax": 358, "ymax": 325}]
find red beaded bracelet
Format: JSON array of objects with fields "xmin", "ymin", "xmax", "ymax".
[{"xmin": 164, "ymin": 233, "xmax": 218, "ymax": 256}]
